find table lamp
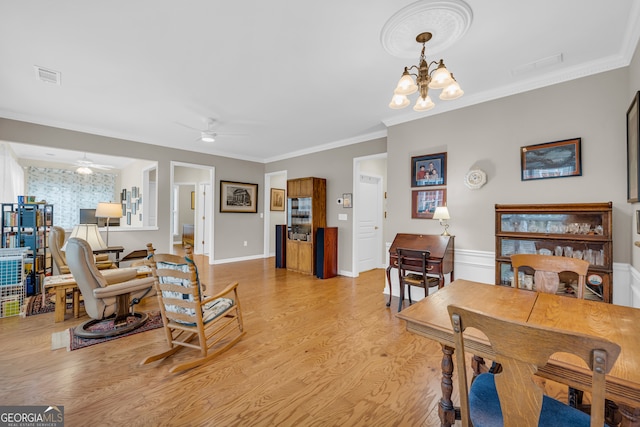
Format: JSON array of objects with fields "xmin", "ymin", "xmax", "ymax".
[
  {"xmin": 95, "ymin": 202, "xmax": 122, "ymax": 247},
  {"xmin": 63, "ymin": 223, "xmax": 108, "ymax": 251},
  {"xmin": 433, "ymin": 206, "xmax": 451, "ymax": 236}
]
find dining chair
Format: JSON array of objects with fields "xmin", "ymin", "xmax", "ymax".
[
  {"xmin": 141, "ymin": 244, "xmax": 245, "ymax": 373},
  {"xmin": 396, "ymin": 248, "xmax": 440, "ymax": 312},
  {"xmin": 448, "ymin": 304, "xmax": 620, "ymax": 427},
  {"xmin": 510, "ymin": 254, "xmax": 590, "ymax": 298}
]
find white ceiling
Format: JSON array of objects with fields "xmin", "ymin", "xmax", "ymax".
[{"xmin": 1, "ymin": 0, "xmax": 639, "ymax": 164}]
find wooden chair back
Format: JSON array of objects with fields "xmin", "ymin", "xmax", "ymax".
[
  {"xmin": 396, "ymin": 248, "xmax": 439, "ymax": 312},
  {"xmin": 448, "ymin": 304, "xmax": 620, "ymax": 427},
  {"xmin": 510, "ymin": 254, "xmax": 589, "ymax": 298}
]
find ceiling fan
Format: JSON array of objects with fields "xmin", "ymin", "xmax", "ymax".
[
  {"xmin": 176, "ymin": 118, "xmax": 245, "ymax": 143},
  {"xmin": 73, "ymin": 153, "xmax": 114, "ymax": 174}
]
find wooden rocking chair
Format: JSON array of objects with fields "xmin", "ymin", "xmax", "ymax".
[{"xmin": 141, "ymin": 244, "xmax": 245, "ymax": 373}]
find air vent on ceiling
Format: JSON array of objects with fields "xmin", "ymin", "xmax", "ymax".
[
  {"xmin": 34, "ymin": 65, "xmax": 61, "ymax": 85},
  {"xmin": 511, "ymin": 53, "xmax": 564, "ymax": 76}
]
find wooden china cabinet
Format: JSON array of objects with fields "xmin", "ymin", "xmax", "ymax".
[
  {"xmin": 286, "ymin": 177, "xmax": 326, "ymax": 275},
  {"xmin": 495, "ymin": 202, "xmax": 613, "ymax": 303}
]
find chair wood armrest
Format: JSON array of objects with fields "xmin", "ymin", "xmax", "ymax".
[{"xmin": 201, "ymin": 281, "xmax": 239, "ymax": 304}]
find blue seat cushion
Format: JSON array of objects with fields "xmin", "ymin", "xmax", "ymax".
[{"xmin": 468, "ymin": 373, "xmax": 606, "ymax": 427}]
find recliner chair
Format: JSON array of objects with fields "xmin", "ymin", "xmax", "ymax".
[
  {"xmin": 50, "ymin": 226, "xmax": 114, "ymax": 275},
  {"xmin": 65, "ymin": 237, "xmax": 156, "ymax": 338}
]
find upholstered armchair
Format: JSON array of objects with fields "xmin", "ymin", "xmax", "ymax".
[
  {"xmin": 65, "ymin": 237, "xmax": 156, "ymax": 338},
  {"xmin": 50, "ymin": 226, "xmax": 114, "ymax": 275}
]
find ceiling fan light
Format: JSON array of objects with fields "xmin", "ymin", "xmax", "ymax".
[
  {"xmin": 201, "ymin": 132, "xmax": 215, "ymax": 142},
  {"xmin": 413, "ymin": 95, "xmax": 435, "ymax": 112},
  {"xmin": 389, "ymin": 93, "xmax": 410, "ymax": 109},
  {"xmin": 76, "ymin": 166, "xmax": 93, "ymax": 175}
]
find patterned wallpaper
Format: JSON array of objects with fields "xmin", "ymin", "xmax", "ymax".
[{"xmin": 26, "ymin": 167, "xmax": 116, "ymax": 229}]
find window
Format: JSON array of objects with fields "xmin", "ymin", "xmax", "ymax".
[{"xmin": 27, "ymin": 167, "xmax": 117, "ymax": 229}]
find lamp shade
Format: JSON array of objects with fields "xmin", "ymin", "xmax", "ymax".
[
  {"xmin": 95, "ymin": 202, "xmax": 122, "ymax": 219},
  {"xmin": 433, "ymin": 206, "xmax": 450, "ymax": 220},
  {"xmin": 63, "ymin": 224, "xmax": 107, "ymax": 251}
]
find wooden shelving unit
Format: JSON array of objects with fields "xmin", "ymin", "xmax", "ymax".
[{"xmin": 495, "ymin": 202, "xmax": 612, "ymax": 303}]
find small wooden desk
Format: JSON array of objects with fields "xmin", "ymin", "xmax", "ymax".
[
  {"xmin": 386, "ymin": 234, "xmax": 454, "ymax": 307},
  {"xmin": 397, "ymin": 279, "xmax": 640, "ymax": 427},
  {"xmin": 44, "ymin": 266, "xmax": 152, "ymax": 323}
]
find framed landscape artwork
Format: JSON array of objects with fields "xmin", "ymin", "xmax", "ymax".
[
  {"xmin": 220, "ymin": 181, "xmax": 258, "ymax": 213},
  {"xmin": 521, "ymin": 138, "xmax": 582, "ymax": 181}
]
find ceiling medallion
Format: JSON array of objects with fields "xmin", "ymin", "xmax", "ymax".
[{"xmin": 380, "ymin": 0, "xmax": 473, "ymax": 59}]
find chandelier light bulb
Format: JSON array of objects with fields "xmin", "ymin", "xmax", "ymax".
[
  {"xmin": 389, "ymin": 93, "xmax": 410, "ymax": 109},
  {"xmin": 439, "ymin": 75, "xmax": 464, "ymax": 100},
  {"xmin": 394, "ymin": 69, "xmax": 418, "ymax": 95},
  {"xmin": 413, "ymin": 96, "xmax": 435, "ymax": 112},
  {"xmin": 428, "ymin": 61, "xmax": 454, "ymax": 89}
]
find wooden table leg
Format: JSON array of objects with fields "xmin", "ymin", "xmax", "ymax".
[
  {"xmin": 619, "ymin": 403, "xmax": 640, "ymax": 427},
  {"xmin": 73, "ymin": 289, "xmax": 80, "ymax": 318},
  {"xmin": 54, "ymin": 288, "xmax": 66, "ymax": 323},
  {"xmin": 438, "ymin": 344, "xmax": 457, "ymax": 427},
  {"xmin": 385, "ymin": 266, "xmax": 393, "ymax": 307}
]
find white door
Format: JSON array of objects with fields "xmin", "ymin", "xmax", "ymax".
[
  {"xmin": 357, "ymin": 174, "xmax": 383, "ymax": 273},
  {"xmin": 196, "ymin": 183, "xmax": 211, "ymax": 255}
]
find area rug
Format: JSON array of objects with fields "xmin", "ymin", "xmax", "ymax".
[
  {"xmin": 23, "ymin": 292, "xmax": 82, "ymax": 317},
  {"xmin": 51, "ymin": 311, "xmax": 163, "ymax": 351}
]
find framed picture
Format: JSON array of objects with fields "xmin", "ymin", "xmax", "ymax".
[
  {"xmin": 521, "ymin": 138, "xmax": 582, "ymax": 181},
  {"xmin": 411, "ymin": 152, "xmax": 447, "ymax": 187},
  {"xmin": 343, "ymin": 193, "xmax": 352, "ymax": 208},
  {"xmin": 411, "ymin": 189, "xmax": 447, "ymax": 219},
  {"xmin": 628, "ymin": 91, "xmax": 640, "ymax": 202},
  {"xmin": 191, "ymin": 191, "xmax": 195, "ymax": 210},
  {"xmin": 220, "ymin": 181, "xmax": 258, "ymax": 213},
  {"xmin": 637, "ymin": 210, "xmax": 640, "ymax": 234},
  {"xmin": 270, "ymin": 188, "xmax": 285, "ymax": 211}
]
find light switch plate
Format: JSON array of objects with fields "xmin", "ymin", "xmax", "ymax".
[{"xmin": 338, "ymin": 214, "xmax": 348, "ymax": 221}]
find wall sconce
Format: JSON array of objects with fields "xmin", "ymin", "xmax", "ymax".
[{"xmin": 433, "ymin": 206, "xmax": 451, "ymax": 236}]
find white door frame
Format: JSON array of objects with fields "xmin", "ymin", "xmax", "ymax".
[
  {"xmin": 170, "ymin": 161, "xmax": 215, "ymax": 264},
  {"xmin": 263, "ymin": 170, "xmax": 287, "ymax": 257},
  {"xmin": 352, "ymin": 153, "xmax": 387, "ymax": 277}
]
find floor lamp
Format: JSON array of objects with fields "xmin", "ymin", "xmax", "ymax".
[{"xmin": 95, "ymin": 202, "xmax": 122, "ymax": 247}]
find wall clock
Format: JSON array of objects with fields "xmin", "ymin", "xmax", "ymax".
[{"xmin": 464, "ymin": 169, "xmax": 487, "ymax": 189}]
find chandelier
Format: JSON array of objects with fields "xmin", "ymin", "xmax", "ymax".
[{"xmin": 389, "ymin": 32, "xmax": 464, "ymax": 112}]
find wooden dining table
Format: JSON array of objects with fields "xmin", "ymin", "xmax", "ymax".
[{"xmin": 397, "ymin": 279, "xmax": 640, "ymax": 427}]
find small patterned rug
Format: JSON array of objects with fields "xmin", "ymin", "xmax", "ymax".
[
  {"xmin": 51, "ymin": 311, "xmax": 163, "ymax": 351},
  {"xmin": 23, "ymin": 292, "xmax": 82, "ymax": 317}
]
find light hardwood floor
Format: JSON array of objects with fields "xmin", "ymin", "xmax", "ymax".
[{"xmin": 0, "ymin": 255, "xmax": 456, "ymax": 426}]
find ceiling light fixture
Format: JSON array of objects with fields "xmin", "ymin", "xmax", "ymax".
[
  {"xmin": 200, "ymin": 131, "xmax": 216, "ymax": 143},
  {"xmin": 76, "ymin": 166, "xmax": 93, "ymax": 175},
  {"xmin": 389, "ymin": 32, "xmax": 464, "ymax": 112}
]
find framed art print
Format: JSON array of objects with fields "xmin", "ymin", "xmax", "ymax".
[
  {"xmin": 521, "ymin": 138, "xmax": 582, "ymax": 181},
  {"xmin": 220, "ymin": 181, "xmax": 258, "ymax": 213},
  {"xmin": 411, "ymin": 152, "xmax": 447, "ymax": 187},
  {"xmin": 411, "ymin": 189, "xmax": 447, "ymax": 219}
]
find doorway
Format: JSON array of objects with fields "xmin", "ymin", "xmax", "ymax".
[
  {"xmin": 170, "ymin": 162, "xmax": 215, "ymax": 263},
  {"xmin": 352, "ymin": 153, "xmax": 387, "ymax": 276}
]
